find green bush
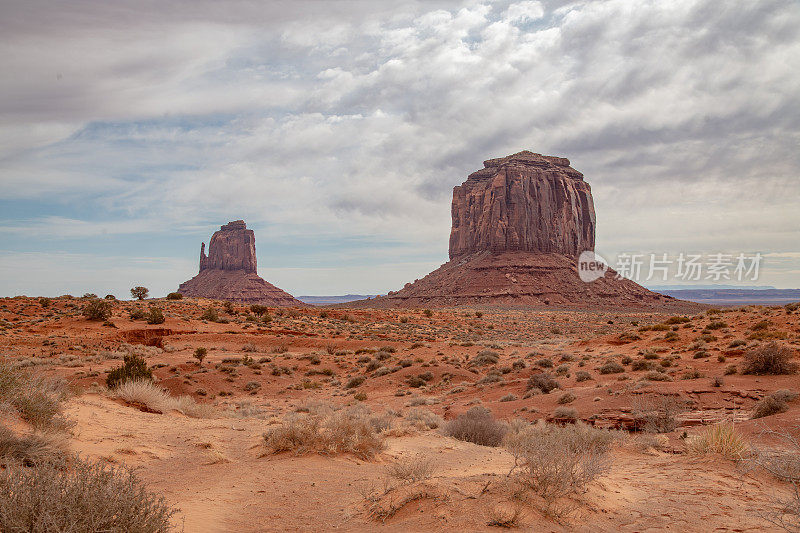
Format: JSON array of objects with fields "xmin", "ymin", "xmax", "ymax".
[
  {"xmin": 146, "ymin": 307, "xmax": 165, "ymax": 325},
  {"xmin": 129, "ymin": 307, "xmax": 146, "ymax": 320},
  {"xmin": 82, "ymin": 299, "xmax": 112, "ymax": 321},
  {"xmin": 166, "ymin": 292, "xmax": 182, "ymax": 300},
  {"xmin": 200, "ymin": 307, "xmax": 219, "ymax": 322},
  {"xmin": 106, "ymin": 355, "xmax": 153, "ymax": 389}
]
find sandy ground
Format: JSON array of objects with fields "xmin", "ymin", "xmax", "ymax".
[{"xmin": 2, "ymin": 295, "xmax": 800, "ymax": 531}]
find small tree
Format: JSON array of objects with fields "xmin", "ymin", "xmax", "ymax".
[
  {"xmin": 193, "ymin": 347, "xmax": 208, "ymax": 366},
  {"xmin": 130, "ymin": 286, "xmax": 149, "ymax": 301},
  {"xmin": 166, "ymin": 292, "xmax": 183, "ymax": 300}
]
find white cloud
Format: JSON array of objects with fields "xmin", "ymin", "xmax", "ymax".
[{"xmin": 0, "ymin": 0, "xmax": 799, "ymax": 293}]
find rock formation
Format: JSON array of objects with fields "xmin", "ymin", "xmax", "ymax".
[
  {"xmin": 178, "ymin": 221, "xmax": 303, "ymax": 306},
  {"xmin": 449, "ymin": 151, "xmax": 595, "ymax": 258},
  {"xmin": 349, "ymin": 151, "xmax": 695, "ymax": 310}
]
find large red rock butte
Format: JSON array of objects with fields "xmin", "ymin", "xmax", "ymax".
[
  {"xmin": 178, "ymin": 220, "xmax": 303, "ymax": 306},
  {"xmin": 352, "ymin": 151, "xmax": 696, "ymax": 310}
]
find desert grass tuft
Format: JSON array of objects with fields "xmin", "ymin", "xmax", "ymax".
[{"xmin": 688, "ymin": 423, "xmax": 747, "ymax": 460}]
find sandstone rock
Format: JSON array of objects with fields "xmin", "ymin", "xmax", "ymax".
[
  {"xmin": 348, "ymin": 151, "xmax": 699, "ymax": 311},
  {"xmin": 200, "ymin": 220, "xmax": 257, "ymax": 273},
  {"xmin": 449, "ymin": 151, "xmax": 595, "ymax": 259},
  {"xmin": 178, "ymin": 221, "xmax": 303, "ymax": 306}
]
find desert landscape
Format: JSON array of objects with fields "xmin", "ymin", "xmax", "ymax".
[
  {"xmin": 2, "ymin": 294, "xmax": 800, "ymax": 531},
  {"xmin": 2, "ymin": 1, "xmax": 799, "ymax": 532},
  {"xmin": 2, "ymin": 150, "xmax": 800, "ymax": 532}
]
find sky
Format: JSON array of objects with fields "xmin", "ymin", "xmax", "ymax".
[{"xmin": 1, "ymin": 0, "xmax": 799, "ymax": 298}]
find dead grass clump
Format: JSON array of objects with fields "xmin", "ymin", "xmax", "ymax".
[
  {"xmin": 263, "ymin": 407, "xmax": 385, "ymax": 459},
  {"xmin": 113, "ymin": 380, "xmax": 214, "ymax": 418},
  {"xmin": 504, "ymin": 421, "xmax": 618, "ymax": 516},
  {"xmin": 0, "ymin": 425, "xmax": 69, "ymax": 467},
  {"xmin": 0, "ymin": 363, "xmax": 68, "ymax": 429},
  {"xmin": 386, "ymin": 454, "xmax": 436, "ymax": 483},
  {"xmin": 404, "ymin": 408, "xmax": 443, "ymax": 430},
  {"xmin": 444, "ymin": 406, "xmax": 507, "ymax": 447},
  {"xmin": 486, "ymin": 505, "xmax": 523, "ymax": 528},
  {"xmin": 741, "ymin": 342, "xmax": 798, "ymax": 375},
  {"xmin": 688, "ymin": 423, "xmax": 747, "ymax": 460},
  {"xmin": 0, "ymin": 459, "xmax": 174, "ymax": 532}
]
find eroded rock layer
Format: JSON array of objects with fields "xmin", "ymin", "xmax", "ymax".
[
  {"xmin": 350, "ymin": 252, "xmax": 695, "ymax": 310},
  {"xmin": 449, "ymin": 151, "xmax": 595, "ymax": 259}
]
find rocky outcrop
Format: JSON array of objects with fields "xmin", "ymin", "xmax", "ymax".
[
  {"xmin": 449, "ymin": 151, "xmax": 595, "ymax": 259},
  {"xmin": 348, "ymin": 151, "xmax": 697, "ymax": 311},
  {"xmin": 178, "ymin": 221, "xmax": 303, "ymax": 306},
  {"xmin": 199, "ymin": 220, "xmax": 257, "ymax": 273}
]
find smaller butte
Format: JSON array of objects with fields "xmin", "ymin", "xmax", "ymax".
[{"xmin": 177, "ymin": 220, "xmax": 303, "ymax": 306}]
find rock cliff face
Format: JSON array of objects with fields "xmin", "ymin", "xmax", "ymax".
[
  {"xmin": 178, "ymin": 221, "xmax": 303, "ymax": 306},
  {"xmin": 348, "ymin": 151, "xmax": 694, "ymax": 311},
  {"xmin": 200, "ymin": 220, "xmax": 257, "ymax": 273},
  {"xmin": 449, "ymin": 151, "xmax": 595, "ymax": 259}
]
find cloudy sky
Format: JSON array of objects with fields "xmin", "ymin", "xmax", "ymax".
[{"xmin": 1, "ymin": 0, "xmax": 799, "ymax": 297}]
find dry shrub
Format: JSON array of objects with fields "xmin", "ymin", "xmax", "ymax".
[
  {"xmin": 504, "ymin": 421, "xmax": 618, "ymax": 516},
  {"xmin": 0, "ymin": 363, "xmax": 68, "ymax": 429},
  {"xmin": 386, "ymin": 454, "xmax": 436, "ymax": 483},
  {"xmin": 552, "ymin": 407, "xmax": 578, "ymax": 420},
  {"xmin": 113, "ymin": 380, "xmax": 214, "ymax": 418},
  {"xmin": 404, "ymin": 408, "xmax": 443, "ymax": 430},
  {"xmin": 0, "ymin": 425, "xmax": 69, "ymax": 467},
  {"xmin": 752, "ymin": 426, "xmax": 800, "ymax": 531},
  {"xmin": 688, "ymin": 423, "xmax": 747, "ymax": 460},
  {"xmin": 263, "ymin": 407, "xmax": 385, "ymax": 459},
  {"xmin": 0, "ymin": 459, "xmax": 174, "ymax": 532},
  {"xmin": 365, "ymin": 483, "xmax": 444, "ymax": 522},
  {"xmin": 632, "ymin": 395, "xmax": 685, "ymax": 433},
  {"xmin": 741, "ymin": 342, "xmax": 798, "ymax": 375},
  {"xmin": 444, "ymin": 406, "xmax": 507, "ymax": 447},
  {"xmin": 470, "ymin": 350, "xmax": 500, "ymax": 366},
  {"xmin": 487, "ymin": 504, "xmax": 523, "ymax": 528},
  {"xmin": 752, "ymin": 390, "xmax": 800, "ymax": 419},
  {"xmin": 527, "ymin": 373, "xmax": 559, "ymax": 394}
]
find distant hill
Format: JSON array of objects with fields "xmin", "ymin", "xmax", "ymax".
[
  {"xmin": 296, "ymin": 294, "xmax": 379, "ymax": 305},
  {"xmin": 651, "ymin": 287, "xmax": 800, "ymax": 306}
]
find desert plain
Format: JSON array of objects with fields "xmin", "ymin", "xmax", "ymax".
[{"xmin": 2, "ymin": 294, "xmax": 800, "ymax": 532}]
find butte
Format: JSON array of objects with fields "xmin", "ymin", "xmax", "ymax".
[
  {"xmin": 354, "ymin": 151, "xmax": 695, "ymax": 310},
  {"xmin": 177, "ymin": 220, "xmax": 303, "ymax": 306}
]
